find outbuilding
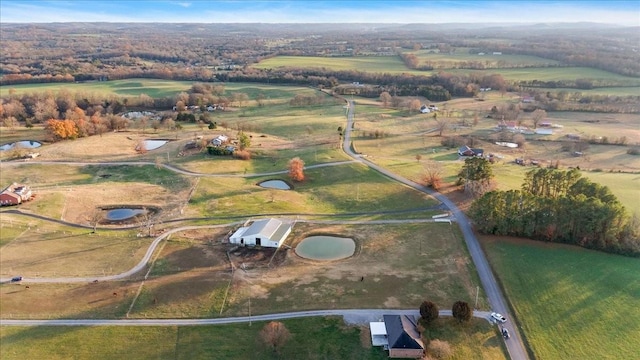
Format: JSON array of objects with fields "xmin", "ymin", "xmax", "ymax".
[{"xmin": 229, "ymin": 218, "xmax": 292, "ymax": 248}]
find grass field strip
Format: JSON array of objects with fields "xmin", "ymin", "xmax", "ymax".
[{"xmin": 125, "ymin": 237, "xmax": 168, "ymax": 318}]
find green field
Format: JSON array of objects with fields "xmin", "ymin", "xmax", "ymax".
[
  {"xmin": 253, "ymin": 55, "xmax": 417, "ymax": 74},
  {"xmin": 0, "ymin": 317, "xmax": 387, "ymax": 360},
  {"xmin": 483, "ymin": 238, "xmax": 640, "ymax": 360},
  {"xmin": 410, "ymin": 48, "xmax": 560, "ymax": 67},
  {"xmin": 0, "ymin": 79, "xmax": 194, "ymax": 98},
  {"xmin": 0, "ymin": 80, "xmax": 317, "ymax": 100},
  {"xmin": 185, "ymin": 162, "xmax": 438, "ymax": 221},
  {"xmin": 0, "ymin": 316, "xmax": 505, "ymax": 360}
]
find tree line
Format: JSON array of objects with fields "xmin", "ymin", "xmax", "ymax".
[{"xmin": 469, "ymin": 168, "xmax": 640, "ymax": 256}]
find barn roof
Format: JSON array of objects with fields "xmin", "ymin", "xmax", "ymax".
[{"xmin": 243, "ymin": 218, "xmax": 282, "ymax": 238}]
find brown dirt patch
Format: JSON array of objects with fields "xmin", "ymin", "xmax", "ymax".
[{"xmin": 360, "ymin": 326, "xmax": 372, "ymax": 349}]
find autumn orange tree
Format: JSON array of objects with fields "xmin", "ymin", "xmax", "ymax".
[
  {"xmin": 45, "ymin": 119, "xmax": 79, "ymax": 141},
  {"xmin": 259, "ymin": 321, "xmax": 291, "ymax": 354},
  {"xmin": 288, "ymin": 157, "xmax": 305, "ymax": 182}
]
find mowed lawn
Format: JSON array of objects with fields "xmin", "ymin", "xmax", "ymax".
[
  {"xmin": 482, "ymin": 237, "xmax": 640, "ymax": 360},
  {"xmin": 0, "ymin": 317, "xmax": 388, "ymax": 360},
  {"xmin": 254, "ymin": 55, "xmax": 419, "ymax": 74},
  {"xmin": 0, "ymin": 79, "xmax": 194, "ymax": 98},
  {"xmin": 0, "ymin": 316, "xmax": 505, "ymax": 360}
]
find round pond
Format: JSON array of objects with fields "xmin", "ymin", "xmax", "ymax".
[
  {"xmin": 105, "ymin": 208, "xmax": 147, "ymax": 221},
  {"xmin": 295, "ymin": 236, "xmax": 355, "ymax": 261},
  {"xmin": 258, "ymin": 179, "xmax": 291, "ymax": 190},
  {"xmin": 0, "ymin": 140, "xmax": 42, "ymax": 151}
]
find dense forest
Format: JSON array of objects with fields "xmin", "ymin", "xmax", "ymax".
[{"xmin": 470, "ymin": 168, "xmax": 640, "ymax": 256}]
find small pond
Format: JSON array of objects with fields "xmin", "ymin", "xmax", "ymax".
[
  {"xmin": 141, "ymin": 140, "xmax": 168, "ymax": 151},
  {"xmin": 258, "ymin": 179, "xmax": 291, "ymax": 190},
  {"xmin": 105, "ymin": 208, "xmax": 148, "ymax": 221},
  {"xmin": 0, "ymin": 140, "xmax": 42, "ymax": 151},
  {"xmin": 295, "ymin": 236, "xmax": 355, "ymax": 261}
]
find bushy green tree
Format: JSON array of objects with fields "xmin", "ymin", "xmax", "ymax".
[{"xmin": 458, "ymin": 157, "xmax": 493, "ymax": 196}]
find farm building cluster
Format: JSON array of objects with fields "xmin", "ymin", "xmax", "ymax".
[{"xmin": 0, "ymin": 183, "xmax": 33, "ymax": 206}]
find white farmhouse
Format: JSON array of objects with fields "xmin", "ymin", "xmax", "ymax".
[{"xmin": 229, "ymin": 218, "xmax": 292, "ymax": 248}]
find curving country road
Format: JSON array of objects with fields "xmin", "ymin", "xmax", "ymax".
[{"xmin": 342, "ymin": 100, "xmax": 528, "ymax": 360}]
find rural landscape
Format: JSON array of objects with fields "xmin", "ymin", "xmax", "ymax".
[{"xmin": 1, "ymin": 5, "xmax": 639, "ymax": 360}]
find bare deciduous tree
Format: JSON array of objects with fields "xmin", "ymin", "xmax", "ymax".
[
  {"xmin": 531, "ymin": 109, "xmax": 547, "ymax": 129},
  {"xmin": 424, "ymin": 160, "xmax": 443, "ymax": 190},
  {"xmin": 435, "ymin": 118, "xmax": 448, "ymax": 137},
  {"xmin": 260, "ymin": 321, "xmax": 291, "ymax": 353},
  {"xmin": 379, "ymin": 91, "xmax": 391, "ymax": 107}
]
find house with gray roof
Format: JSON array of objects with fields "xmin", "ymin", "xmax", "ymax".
[{"xmin": 382, "ymin": 315, "xmax": 425, "ymax": 358}]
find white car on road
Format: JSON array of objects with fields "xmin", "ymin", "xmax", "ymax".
[{"xmin": 491, "ymin": 312, "xmax": 507, "ymax": 323}]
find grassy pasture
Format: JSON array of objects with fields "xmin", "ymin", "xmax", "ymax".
[
  {"xmin": 0, "ymin": 79, "xmax": 194, "ymax": 98},
  {"xmin": 526, "ymin": 86, "xmax": 640, "ymax": 97},
  {"xmin": 126, "ymin": 222, "xmax": 486, "ymax": 319},
  {"xmin": 185, "ymin": 162, "xmax": 439, "ymax": 221},
  {"xmin": 0, "ymin": 317, "xmax": 505, "ymax": 360},
  {"xmin": 410, "ymin": 48, "xmax": 560, "ymax": 67},
  {"xmin": 0, "ymin": 318, "xmax": 387, "ymax": 360},
  {"xmin": 254, "ymin": 56, "xmax": 640, "ymax": 86},
  {"xmin": 0, "ymin": 79, "xmax": 314, "ymax": 100},
  {"xmin": 0, "ymin": 222, "xmax": 486, "ymax": 319},
  {"xmin": 254, "ymin": 55, "xmax": 417, "ymax": 74},
  {"xmin": 482, "ymin": 237, "xmax": 640, "ymax": 360},
  {"xmin": 449, "ymin": 67, "xmax": 640, "ymax": 85},
  {"xmin": 0, "ymin": 215, "xmax": 147, "ymax": 278}
]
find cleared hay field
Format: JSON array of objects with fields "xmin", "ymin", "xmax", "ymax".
[
  {"xmin": 0, "ymin": 214, "xmax": 147, "ymax": 278},
  {"xmin": 0, "ymin": 79, "xmax": 194, "ymax": 98},
  {"xmin": 410, "ymin": 48, "xmax": 560, "ymax": 67},
  {"xmin": 254, "ymin": 55, "xmax": 421, "ymax": 74},
  {"xmin": 483, "ymin": 237, "xmax": 640, "ymax": 360},
  {"xmin": 184, "ymin": 162, "xmax": 438, "ymax": 220}
]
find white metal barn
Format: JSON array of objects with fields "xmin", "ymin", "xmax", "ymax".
[{"xmin": 229, "ymin": 218, "xmax": 292, "ymax": 248}]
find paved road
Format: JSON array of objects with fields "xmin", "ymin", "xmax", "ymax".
[
  {"xmin": 342, "ymin": 101, "xmax": 528, "ymax": 360},
  {"xmin": 0, "ymin": 309, "xmax": 492, "ymax": 326}
]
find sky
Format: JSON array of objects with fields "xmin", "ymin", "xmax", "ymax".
[{"xmin": 1, "ymin": 0, "xmax": 639, "ymax": 25}]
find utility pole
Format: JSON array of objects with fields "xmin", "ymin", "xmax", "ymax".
[{"xmin": 474, "ymin": 286, "xmax": 479, "ymax": 310}]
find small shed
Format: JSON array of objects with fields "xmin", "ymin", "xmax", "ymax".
[
  {"xmin": 229, "ymin": 218, "xmax": 292, "ymax": 248},
  {"xmin": 370, "ymin": 321, "xmax": 388, "ymax": 347}
]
